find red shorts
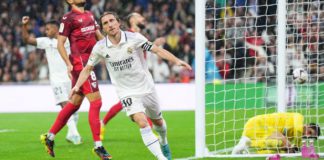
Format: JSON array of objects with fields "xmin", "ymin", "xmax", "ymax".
[{"xmin": 71, "ymin": 70, "xmax": 99, "ymax": 95}]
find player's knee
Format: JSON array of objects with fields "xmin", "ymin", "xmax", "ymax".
[
  {"xmin": 131, "ymin": 113, "xmax": 149, "ymax": 128},
  {"xmin": 86, "ymin": 91, "xmax": 102, "ymax": 101},
  {"xmin": 134, "ymin": 119, "xmax": 149, "ymax": 128},
  {"xmin": 70, "ymin": 93, "xmax": 84, "ymax": 106},
  {"xmin": 64, "ymin": 102, "xmax": 81, "ymax": 110},
  {"xmin": 138, "ymin": 121, "xmax": 149, "ymax": 128},
  {"xmin": 59, "ymin": 101, "xmax": 68, "ymax": 108},
  {"xmin": 90, "ymin": 99, "xmax": 102, "ymax": 109},
  {"xmin": 153, "ymin": 121, "xmax": 167, "ymax": 133},
  {"xmin": 152, "ymin": 118, "xmax": 164, "ymax": 127}
]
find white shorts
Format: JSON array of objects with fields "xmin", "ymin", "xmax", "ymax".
[
  {"xmin": 51, "ymin": 82, "xmax": 71, "ymax": 105},
  {"xmin": 121, "ymin": 91, "xmax": 162, "ymax": 120}
]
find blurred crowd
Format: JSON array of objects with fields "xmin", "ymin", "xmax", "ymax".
[
  {"xmin": 2, "ymin": 0, "xmax": 324, "ymax": 84},
  {"xmin": 206, "ymin": 0, "xmax": 324, "ymax": 83},
  {"xmin": 0, "ymin": 0, "xmax": 194, "ymax": 84}
]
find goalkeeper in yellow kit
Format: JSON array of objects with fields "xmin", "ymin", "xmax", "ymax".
[{"xmin": 232, "ymin": 112, "xmax": 321, "ymax": 154}]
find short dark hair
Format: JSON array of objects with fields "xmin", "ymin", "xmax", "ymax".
[
  {"xmin": 45, "ymin": 20, "xmax": 59, "ymax": 27},
  {"xmin": 309, "ymin": 123, "xmax": 321, "ymax": 139},
  {"xmin": 99, "ymin": 11, "xmax": 120, "ymax": 28}
]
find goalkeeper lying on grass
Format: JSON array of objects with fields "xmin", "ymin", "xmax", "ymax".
[{"xmin": 232, "ymin": 112, "xmax": 320, "ymax": 154}]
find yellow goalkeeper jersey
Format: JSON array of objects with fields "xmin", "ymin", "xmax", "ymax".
[{"xmin": 242, "ymin": 112, "xmax": 304, "ymax": 147}]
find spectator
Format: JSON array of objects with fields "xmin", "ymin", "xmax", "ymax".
[
  {"xmin": 204, "ymin": 0, "xmax": 324, "ymax": 83},
  {"xmin": 192, "ymin": 49, "xmax": 222, "ymax": 83},
  {"xmin": 166, "ymin": 29, "xmax": 180, "ymax": 53},
  {"xmin": 153, "ymin": 57, "xmax": 170, "ymax": 83},
  {"xmin": 179, "ymin": 44, "xmax": 194, "ymax": 66},
  {"xmin": 90, "ymin": 0, "xmax": 105, "ymax": 18},
  {"xmin": 216, "ymin": 47, "xmax": 231, "ymax": 79},
  {"xmin": 0, "ymin": 0, "xmax": 195, "ymax": 83},
  {"xmin": 9, "ymin": 0, "xmax": 324, "ymax": 84}
]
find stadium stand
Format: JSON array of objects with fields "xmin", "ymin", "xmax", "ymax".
[
  {"xmin": 0, "ymin": 0, "xmax": 195, "ymax": 83},
  {"xmin": 206, "ymin": 0, "xmax": 324, "ymax": 83}
]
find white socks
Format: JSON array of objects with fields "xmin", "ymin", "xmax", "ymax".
[
  {"xmin": 66, "ymin": 112, "xmax": 80, "ymax": 137},
  {"xmin": 232, "ymin": 136, "xmax": 251, "ymax": 154},
  {"xmin": 140, "ymin": 126, "xmax": 165, "ymax": 159},
  {"xmin": 156, "ymin": 154, "xmax": 168, "ymax": 160},
  {"xmin": 94, "ymin": 141, "xmax": 103, "ymax": 148},
  {"xmin": 153, "ymin": 120, "xmax": 168, "ymax": 145},
  {"xmin": 47, "ymin": 132, "xmax": 55, "ymax": 141}
]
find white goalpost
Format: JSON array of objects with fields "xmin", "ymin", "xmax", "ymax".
[
  {"xmin": 195, "ymin": 0, "xmax": 206, "ymax": 158},
  {"xmin": 277, "ymin": 0, "xmax": 287, "ymax": 113},
  {"xmin": 195, "ymin": 0, "xmax": 324, "ymax": 158}
]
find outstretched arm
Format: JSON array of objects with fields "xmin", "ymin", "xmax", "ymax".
[
  {"xmin": 21, "ymin": 16, "xmax": 37, "ymax": 45},
  {"xmin": 152, "ymin": 37, "xmax": 165, "ymax": 46},
  {"xmin": 69, "ymin": 65, "xmax": 94, "ymax": 98},
  {"xmin": 150, "ymin": 45, "xmax": 192, "ymax": 70}
]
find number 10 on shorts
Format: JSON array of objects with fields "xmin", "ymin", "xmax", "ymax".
[{"xmin": 122, "ymin": 98, "xmax": 132, "ymax": 108}]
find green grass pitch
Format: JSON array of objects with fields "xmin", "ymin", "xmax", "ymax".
[
  {"xmin": 0, "ymin": 111, "xmax": 194, "ymax": 160},
  {"xmin": 0, "ymin": 110, "xmax": 323, "ymax": 160}
]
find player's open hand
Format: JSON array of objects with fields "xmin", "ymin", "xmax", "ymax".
[
  {"xmin": 22, "ymin": 16, "xmax": 30, "ymax": 25},
  {"xmin": 69, "ymin": 86, "xmax": 80, "ymax": 99},
  {"xmin": 176, "ymin": 60, "xmax": 192, "ymax": 70}
]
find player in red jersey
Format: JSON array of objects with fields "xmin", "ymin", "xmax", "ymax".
[
  {"xmin": 40, "ymin": 0, "xmax": 111, "ymax": 159},
  {"xmin": 22, "ymin": 16, "xmax": 82, "ymax": 145},
  {"xmin": 100, "ymin": 13, "xmax": 168, "ymax": 138}
]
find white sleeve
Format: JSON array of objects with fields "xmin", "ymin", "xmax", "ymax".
[
  {"xmin": 87, "ymin": 43, "xmax": 102, "ymax": 66},
  {"xmin": 134, "ymin": 33, "xmax": 153, "ymax": 51},
  {"xmin": 36, "ymin": 37, "xmax": 49, "ymax": 49}
]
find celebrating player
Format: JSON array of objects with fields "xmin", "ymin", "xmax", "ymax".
[
  {"xmin": 40, "ymin": 0, "xmax": 111, "ymax": 159},
  {"xmin": 100, "ymin": 12, "xmax": 160, "ymax": 136},
  {"xmin": 22, "ymin": 16, "xmax": 82, "ymax": 145},
  {"xmin": 232, "ymin": 112, "xmax": 320, "ymax": 154},
  {"xmin": 70, "ymin": 12, "xmax": 192, "ymax": 160},
  {"xmin": 126, "ymin": 12, "xmax": 147, "ymax": 32}
]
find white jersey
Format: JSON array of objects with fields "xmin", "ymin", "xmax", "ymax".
[
  {"xmin": 36, "ymin": 37, "xmax": 70, "ymax": 83},
  {"xmin": 88, "ymin": 31, "xmax": 155, "ymax": 99}
]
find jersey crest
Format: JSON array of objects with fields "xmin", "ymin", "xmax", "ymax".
[{"xmin": 127, "ymin": 47, "xmax": 133, "ymax": 54}]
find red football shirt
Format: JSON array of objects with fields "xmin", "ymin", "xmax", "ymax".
[{"xmin": 59, "ymin": 9, "xmax": 99, "ymax": 71}]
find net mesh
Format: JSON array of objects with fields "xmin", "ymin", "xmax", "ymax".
[{"xmin": 205, "ymin": 0, "xmax": 324, "ymax": 156}]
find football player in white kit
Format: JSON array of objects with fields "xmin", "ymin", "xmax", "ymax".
[
  {"xmin": 70, "ymin": 12, "xmax": 192, "ymax": 160},
  {"xmin": 21, "ymin": 16, "xmax": 82, "ymax": 144},
  {"xmin": 70, "ymin": 12, "xmax": 191, "ymax": 160}
]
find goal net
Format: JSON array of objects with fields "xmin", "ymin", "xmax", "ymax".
[{"xmin": 196, "ymin": 0, "xmax": 324, "ymax": 158}]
